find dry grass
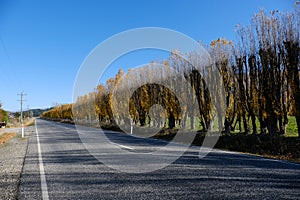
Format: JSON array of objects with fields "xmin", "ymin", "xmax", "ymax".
[
  {"xmin": 0, "ymin": 133, "xmax": 16, "ymax": 145},
  {"xmin": 260, "ymin": 153, "xmax": 300, "ymax": 163},
  {"xmin": 25, "ymin": 118, "xmax": 35, "ymax": 127}
]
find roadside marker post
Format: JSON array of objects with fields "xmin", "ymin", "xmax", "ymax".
[
  {"xmin": 21, "ymin": 123, "xmax": 24, "ymax": 138},
  {"xmin": 130, "ymin": 118, "xmax": 133, "ymax": 135}
]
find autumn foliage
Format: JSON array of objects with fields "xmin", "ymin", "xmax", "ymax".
[{"xmin": 42, "ymin": 8, "xmax": 300, "ymax": 137}]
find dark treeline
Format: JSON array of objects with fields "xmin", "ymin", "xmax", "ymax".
[{"xmin": 42, "ymin": 9, "xmax": 300, "ymax": 137}]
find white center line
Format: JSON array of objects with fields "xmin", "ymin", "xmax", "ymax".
[
  {"xmin": 110, "ymin": 142, "xmax": 134, "ymax": 150},
  {"xmin": 35, "ymin": 120, "xmax": 49, "ymax": 200}
]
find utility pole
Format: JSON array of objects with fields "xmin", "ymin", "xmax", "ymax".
[{"xmin": 18, "ymin": 91, "xmax": 26, "ymax": 138}]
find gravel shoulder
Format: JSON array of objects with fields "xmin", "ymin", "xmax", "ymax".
[{"xmin": 0, "ymin": 127, "xmax": 32, "ymax": 200}]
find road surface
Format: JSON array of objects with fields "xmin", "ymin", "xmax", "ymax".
[{"xmin": 19, "ymin": 119, "xmax": 300, "ymax": 199}]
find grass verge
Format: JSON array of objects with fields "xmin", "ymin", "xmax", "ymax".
[
  {"xmin": 0, "ymin": 133, "xmax": 16, "ymax": 145},
  {"xmin": 25, "ymin": 118, "xmax": 35, "ymax": 127},
  {"xmin": 153, "ymin": 130, "xmax": 300, "ymax": 163}
]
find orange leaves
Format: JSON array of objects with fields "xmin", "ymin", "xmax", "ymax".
[
  {"xmin": 41, "ymin": 103, "xmax": 73, "ymax": 120},
  {"xmin": 210, "ymin": 38, "xmax": 233, "ymax": 47}
]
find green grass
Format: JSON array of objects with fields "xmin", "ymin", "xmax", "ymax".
[
  {"xmin": 153, "ymin": 115, "xmax": 299, "ymax": 137},
  {"xmin": 285, "ymin": 116, "xmax": 298, "ymax": 137},
  {"xmin": 229, "ymin": 116, "xmax": 298, "ymax": 137}
]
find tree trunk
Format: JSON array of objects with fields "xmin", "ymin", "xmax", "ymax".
[
  {"xmin": 175, "ymin": 119, "xmax": 180, "ymax": 128},
  {"xmin": 152, "ymin": 119, "xmax": 157, "ymax": 128},
  {"xmin": 139, "ymin": 117, "xmax": 146, "ymax": 126},
  {"xmin": 181, "ymin": 113, "xmax": 187, "ymax": 129},
  {"xmin": 266, "ymin": 116, "xmax": 278, "ymax": 134},
  {"xmin": 258, "ymin": 116, "xmax": 267, "ymax": 135},
  {"xmin": 224, "ymin": 118, "xmax": 231, "ymax": 135},
  {"xmin": 168, "ymin": 113, "xmax": 175, "ymax": 129},
  {"xmin": 239, "ymin": 121, "xmax": 242, "ymax": 133},
  {"xmin": 98, "ymin": 114, "xmax": 101, "ymax": 125},
  {"xmin": 296, "ymin": 116, "xmax": 300, "ymax": 138},
  {"xmin": 190, "ymin": 116, "xmax": 195, "ymax": 130},
  {"xmin": 200, "ymin": 121, "xmax": 206, "ymax": 132},
  {"xmin": 278, "ymin": 116, "xmax": 288, "ymax": 135},
  {"xmin": 250, "ymin": 113, "xmax": 257, "ymax": 134},
  {"xmin": 243, "ymin": 115, "xmax": 249, "ymax": 134}
]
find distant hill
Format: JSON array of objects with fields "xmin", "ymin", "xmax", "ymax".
[
  {"xmin": 30, "ymin": 108, "xmax": 54, "ymax": 117},
  {"xmin": 13, "ymin": 107, "xmax": 54, "ymax": 117}
]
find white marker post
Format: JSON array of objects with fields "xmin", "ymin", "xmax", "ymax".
[
  {"xmin": 21, "ymin": 123, "xmax": 24, "ymax": 138},
  {"xmin": 130, "ymin": 118, "xmax": 133, "ymax": 135}
]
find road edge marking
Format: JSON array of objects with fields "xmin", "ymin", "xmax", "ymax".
[{"xmin": 35, "ymin": 120, "xmax": 49, "ymax": 200}]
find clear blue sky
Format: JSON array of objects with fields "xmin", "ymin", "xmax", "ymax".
[{"xmin": 0, "ymin": 0, "xmax": 295, "ymax": 111}]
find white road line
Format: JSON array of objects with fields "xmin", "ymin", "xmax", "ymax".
[
  {"xmin": 110, "ymin": 142, "xmax": 134, "ymax": 150},
  {"xmin": 35, "ymin": 120, "xmax": 49, "ymax": 200}
]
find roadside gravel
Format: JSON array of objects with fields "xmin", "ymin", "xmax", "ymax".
[{"xmin": 0, "ymin": 127, "xmax": 32, "ymax": 200}]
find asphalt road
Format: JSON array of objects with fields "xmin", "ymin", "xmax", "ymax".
[{"xmin": 19, "ymin": 119, "xmax": 300, "ymax": 199}]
